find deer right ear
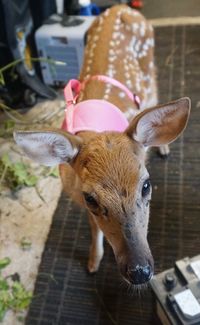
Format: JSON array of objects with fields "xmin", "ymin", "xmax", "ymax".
[
  {"xmin": 126, "ymin": 97, "xmax": 191, "ymax": 147},
  {"xmin": 13, "ymin": 130, "xmax": 83, "ymax": 166}
]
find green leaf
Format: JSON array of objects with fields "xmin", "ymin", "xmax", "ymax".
[
  {"xmin": 11, "ymin": 162, "xmax": 38, "ymax": 187},
  {"xmin": 0, "ymin": 153, "xmax": 39, "ymax": 190},
  {"xmin": 11, "ymin": 281, "xmax": 32, "ymax": 309},
  {"xmin": 0, "ymin": 257, "xmax": 11, "ymax": 270},
  {"xmin": 0, "ymin": 278, "xmax": 9, "ymax": 291},
  {"xmin": 0, "ymin": 305, "xmax": 6, "ymax": 322},
  {"xmin": 13, "ymin": 163, "xmax": 27, "ymax": 182},
  {"xmin": 24, "ymin": 175, "xmax": 38, "ymax": 187},
  {"xmin": 15, "ymin": 295, "xmax": 32, "ymax": 310},
  {"xmin": 0, "ymin": 290, "xmax": 12, "ymax": 306},
  {"xmin": 20, "ymin": 237, "xmax": 32, "ymax": 251},
  {"xmin": 49, "ymin": 167, "xmax": 59, "ymax": 178},
  {"xmin": 12, "ymin": 281, "xmax": 23, "ymax": 293},
  {"xmin": 0, "ymin": 258, "xmax": 33, "ymax": 322}
]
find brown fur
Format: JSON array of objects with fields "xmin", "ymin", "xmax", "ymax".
[
  {"xmin": 78, "ymin": 4, "xmax": 158, "ymax": 114},
  {"xmin": 14, "ymin": 5, "xmax": 190, "ymax": 286}
]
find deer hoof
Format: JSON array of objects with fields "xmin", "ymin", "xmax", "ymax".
[
  {"xmin": 158, "ymin": 144, "xmax": 170, "ymax": 158},
  {"xmin": 87, "ymin": 256, "xmax": 102, "ymax": 274}
]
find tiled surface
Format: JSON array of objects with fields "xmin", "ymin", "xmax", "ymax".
[
  {"xmin": 142, "ymin": 0, "xmax": 200, "ymax": 19},
  {"xmin": 26, "ymin": 25, "xmax": 200, "ymax": 325}
]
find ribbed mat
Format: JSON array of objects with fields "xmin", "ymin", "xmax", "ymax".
[{"xmin": 26, "ymin": 25, "xmax": 200, "ymax": 325}]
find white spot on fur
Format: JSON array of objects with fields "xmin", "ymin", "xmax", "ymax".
[
  {"xmin": 136, "ymin": 81, "xmax": 141, "ymax": 92},
  {"xmin": 138, "ymin": 50, "xmax": 147, "ymax": 59},
  {"xmin": 147, "ymin": 38, "xmax": 154, "ymax": 47},
  {"xmin": 109, "ymin": 56, "xmax": 117, "ymax": 63},
  {"xmin": 132, "ymin": 23, "xmax": 139, "ymax": 32},
  {"xmin": 140, "ymin": 22, "xmax": 146, "ymax": 37},
  {"xmin": 97, "ymin": 26, "xmax": 102, "ymax": 32},
  {"xmin": 93, "ymin": 35, "xmax": 99, "ymax": 42},
  {"xmin": 113, "ymin": 32, "xmax": 119, "ymax": 39},
  {"xmin": 104, "ymin": 8, "xmax": 110, "ymax": 16},
  {"xmin": 132, "ymin": 10, "xmax": 139, "ymax": 16},
  {"xmin": 105, "ymin": 87, "xmax": 111, "ymax": 94},
  {"xmin": 104, "ymin": 94, "xmax": 109, "ymax": 100},
  {"xmin": 91, "ymin": 43, "xmax": 96, "ymax": 49},
  {"xmin": 135, "ymin": 40, "xmax": 141, "ymax": 53},
  {"xmin": 99, "ymin": 16, "xmax": 104, "ymax": 25},
  {"xmin": 126, "ymin": 80, "xmax": 132, "ymax": 88},
  {"xmin": 143, "ymin": 74, "xmax": 151, "ymax": 81},
  {"xmin": 119, "ymin": 91, "xmax": 126, "ymax": 98},
  {"xmin": 89, "ymin": 51, "xmax": 94, "ymax": 58},
  {"xmin": 146, "ymin": 87, "xmax": 152, "ymax": 94},
  {"xmin": 108, "ymin": 69, "xmax": 115, "ymax": 78},
  {"xmin": 114, "ymin": 24, "xmax": 120, "ymax": 31},
  {"xmin": 109, "ymin": 49, "xmax": 115, "ymax": 56},
  {"xmin": 143, "ymin": 43, "xmax": 149, "ymax": 51},
  {"xmin": 149, "ymin": 61, "xmax": 154, "ymax": 69}
]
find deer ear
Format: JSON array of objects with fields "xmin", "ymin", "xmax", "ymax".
[
  {"xmin": 13, "ymin": 130, "xmax": 82, "ymax": 166},
  {"xmin": 126, "ymin": 97, "xmax": 191, "ymax": 147}
]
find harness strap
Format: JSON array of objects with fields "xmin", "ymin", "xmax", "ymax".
[{"xmin": 64, "ymin": 75, "xmax": 140, "ymax": 109}]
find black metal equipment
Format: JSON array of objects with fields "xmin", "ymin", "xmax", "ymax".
[
  {"xmin": 151, "ymin": 255, "xmax": 200, "ymax": 324},
  {"xmin": 0, "ymin": 0, "xmax": 57, "ymax": 107}
]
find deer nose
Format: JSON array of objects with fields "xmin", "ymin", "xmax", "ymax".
[{"xmin": 126, "ymin": 264, "xmax": 153, "ymax": 285}]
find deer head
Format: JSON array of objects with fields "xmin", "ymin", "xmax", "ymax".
[{"xmin": 14, "ymin": 97, "xmax": 190, "ymax": 285}]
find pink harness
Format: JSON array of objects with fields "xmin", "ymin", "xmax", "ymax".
[{"xmin": 62, "ymin": 75, "xmax": 140, "ymax": 134}]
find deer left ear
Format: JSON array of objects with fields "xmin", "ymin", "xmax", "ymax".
[
  {"xmin": 13, "ymin": 130, "xmax": 83, "ymax": 166},
  {"xmin": 126, "ymin": 97, "xmax": 191, "ymax": 147}
]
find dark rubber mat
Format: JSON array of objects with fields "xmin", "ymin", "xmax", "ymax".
[{"xmin": 26, "ymin": 25, "xmax": 200, "ymax": 325}]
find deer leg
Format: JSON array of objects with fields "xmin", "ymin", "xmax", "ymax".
[{"xmin": 88, "ymin": 213, "xmax": 104, "ymax": 273}]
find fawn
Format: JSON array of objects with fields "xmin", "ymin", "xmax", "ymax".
[{"xmin": 14, "ymin": 5, "xmax": 190, "ymax": 286}]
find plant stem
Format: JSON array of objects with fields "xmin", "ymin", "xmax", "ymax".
[
  {"xmin": 0, "ymin": 57, "xmax": 66, "ymax": 86},
  {"xmin": 0, "ymin": 57, "xmax": 65, "ymax": 74},
  {"xmin": 0, "ymin": 164, "xmax": 8, "ymax": 192}
]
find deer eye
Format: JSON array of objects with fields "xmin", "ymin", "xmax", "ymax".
[
  {"xmin": 142, "ymin": 179, "xmax": 151, "ymax": 197},
  {"xmin": 83, "ymin": 192, "xmax": 98, "ymax": 208}
]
